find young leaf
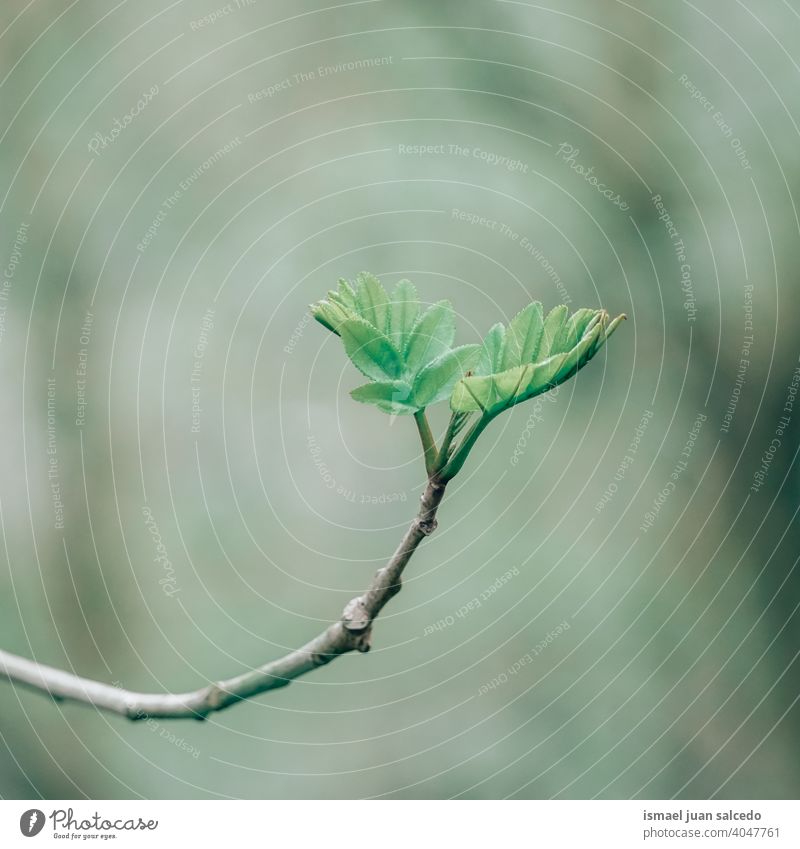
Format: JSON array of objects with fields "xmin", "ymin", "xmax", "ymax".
[
  {"xmin": 589, "ymin": 312, "xmax": 626, "ymax": 356},
  {"xmin": 449, "ymin": 410, "xmax": 471, "ymax": 438},
  {"xmin": 564, "ymin": 307, "xmax": 596, "ymax": 347},
  {"xmin": 524, "ymin": 351, "xmax": 570, "ymax": 398},
  {"xmin": 326, "ymin": 290, "xmax": 352, "ymax": 312},
  {"xmin": 354, "ymin": 272, "xmax": 389, "ymax": 332},
  {"xmin": 404, "ymin": 300, "xmax": 456, "ymax": 375},
  {"xmin": 339, "ymin": 317, "xmax": 403, "ymax": 381},
  {"xmin": 538, "ymin": 304, "xmax": 569, "ymax": 359},
  {"xmin": 411, "ymin": 344, "xmax": 482, "ymax": 408},
  {"xmin": 351, "ymin": 380, "xmax": 417, "ymax": 415},
  {"xmin": 502, "ymin": 302, "xmax": 544, "ymax": 369},
  {"xmin": 554, "ymin": 320, "xmax": 604, "ymax": 383},
  {"xmin": 450, "ymin": 364, "xmax": 534, "ymax": 414},
  {"xmin": 311, "ymin": 299, "xmax": 352, "ymax": 335},
  {"xmin": 450, "ymin": 307, "xmax": 625, "ymax": 417},
  {"xmin": 448, "ymin": 379, "xmax": 483, "ymax": 413},
  {"xmin": 478, "ymin": 322, "xmax": 506, "ymax": 375},
  {"xmin": 336, "ymin": 278, "xmax": 357, "ymax": 310},
  {"xmin": 388, "ymin": 280, "xmax": 420, "ymax": 351}
]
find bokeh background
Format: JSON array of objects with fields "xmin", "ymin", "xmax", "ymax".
[{"xmin": 0, "ymin": 0, "xmax": 798, "ymax": 800}]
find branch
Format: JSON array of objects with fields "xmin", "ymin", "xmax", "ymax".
[{"xmin": 0, "ymin": 477, "xmax": 447, "ymax": 721}]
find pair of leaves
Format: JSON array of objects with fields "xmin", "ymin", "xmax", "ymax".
[
  {"xmin": 311, "ymin": 274, "xmax": 480, "ymax": 414},
  {"xmin": 313, "ymin": 273, "xmax": 625, "ymax": 419},
  {"xmin": 450, "ymin": 303, "xmax": 625, "ymax": 416}
]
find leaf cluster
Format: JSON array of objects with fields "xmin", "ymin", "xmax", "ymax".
[
  {"xmin": 313, "ymin": 273, "xmax": 480, "ymax": 415},
  {"xmin": 312, "ymin": 273, "xmax": 625, "ymax": 479}
]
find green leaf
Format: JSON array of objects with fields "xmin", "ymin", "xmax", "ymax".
[
  {"xmin": 339, "ymin": 317, "xmax": 403, "ymax": 381},
  {"xmin": 451, "ymin": 353, "xmax": 570, "ymax": 416},
  {"xmin": 450, "ymin": 364, "xmax": 534, "ymax": 414},
  {"xmin": 478, "ymin": 323, "xmax": 506, "ymax": 375},
  {"xmin": 450, "ymin": 307, "xmax": 626, "ymax": 416},
  {"xmin": 313, "ymin": 277, "xmax": 627, "ymax": 428},
  {"xmin": 388, "ymin": 280, "xmax": 419, "ymax": 351},
  {"xmin": 539, "ymin": 305, "xmax": 569, "ymax": 359},
  {"xmin": 525, "ymin": 351, "xmax": 570, "ymax": 396},
  {"xmin": 564, "ymin": 307, "xmax": 596, "ymax": 347},
  {"xmin": 354, "ymin": 272, "xmax": 389, "ymax": 332},
  {"xmin": 554, "ymin": 320, "xmax": 604, "ymax": 383},
  {"xmin": 589, "ymin": 312, "xmax": 626, "ymax": 356},
  {"xmin": 351, "ymin": 380, "xmax": 417, "ymax": 415},
  {"xmin": 502, "ymin": 302, "xmax": 544, "ymax": 369},
  {"xmin": 404, "ymin": 300, "xmax": 456, "ymax": 374},
  {"xmin": 411, "ymin": 344, "xmax": 482, "ymax": 408},
  {"xmin": 336, "ymin": 278, "xmax": 357, "ymax": 310},
  {"xmin": 311, "ymin": 299, "xmax": 352, "ymax": 335}
]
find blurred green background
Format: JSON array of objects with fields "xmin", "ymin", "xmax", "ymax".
[{"xmin": 0, "ymin": 0, "xmax": 798, "ymax": 799}]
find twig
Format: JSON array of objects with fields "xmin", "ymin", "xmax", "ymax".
[{"xmin": 0, "ymin": 478, "xmax": 447, "ymax": 720}]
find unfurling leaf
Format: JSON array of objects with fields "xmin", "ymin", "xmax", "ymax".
[
  {"xmin": 590, "ymin": 313, "xmax": 626, "ymax": 356},
  {"xmin": 564, "ymin": 307, "xmax": 596, "ymax": 345},
  {"xmin": 450, "ymin": 306, "xmax": 624, "ymax": 416},
  {"xmin": 312, "ymin": 299, "xmax": 351, "ymax": 335},
  {"xmin": 310, "ymin": 274, "xmax": 387, "ymax": 337}
]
